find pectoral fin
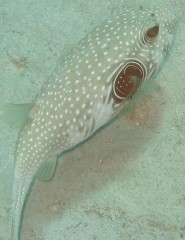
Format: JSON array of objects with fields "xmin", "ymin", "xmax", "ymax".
[{"xmin": 36, "ymin": 156, "xmax": 57, "ymax": 182}]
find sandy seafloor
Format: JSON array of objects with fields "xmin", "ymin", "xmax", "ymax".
[{"xmin": 0, "ymin": 0, "xmax": 185, "ymax": 239}]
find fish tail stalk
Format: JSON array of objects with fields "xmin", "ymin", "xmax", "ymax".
[{"xmin": 10, "ymin": 175, "xmax": 33, "ymax": 240}]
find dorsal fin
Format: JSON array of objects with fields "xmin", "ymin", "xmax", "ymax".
[{"xmin": 0, "ymin": 103, "xmax": 34, "ymax": 129}]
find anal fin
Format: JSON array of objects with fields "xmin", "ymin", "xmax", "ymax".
[{"xmin": 36, "ymin": 155, "xmax": 58, "ymax": 182}]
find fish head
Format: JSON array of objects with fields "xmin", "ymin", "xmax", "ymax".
[{"xmin": 111, "ymin": 5, "xmax": 176, "ymax": 103}]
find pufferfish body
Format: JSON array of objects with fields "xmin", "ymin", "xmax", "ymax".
[{"xmin": 10, "ymin": 5, "xmax": 176, "ymax": 240}]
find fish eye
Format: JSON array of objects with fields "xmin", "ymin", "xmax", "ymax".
[
  {"xmin": 124, "ymin": 64, "xmax": 144, "ymax": 78},
  {"xmin": 144, "ymin": 24, "xmax": 159, "ymax": 43},
  {"xmin": 112, "ymin": 61, "xmax": 145, "ymax": 103},
  {"xmin": 147, "ymin": 25, "xmax": 159, "ymax": 38}
]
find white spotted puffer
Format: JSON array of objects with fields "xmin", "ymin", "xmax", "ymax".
[{"xmin": 11, "ymin": 5, "xmax": 176, "ymax": 240}]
